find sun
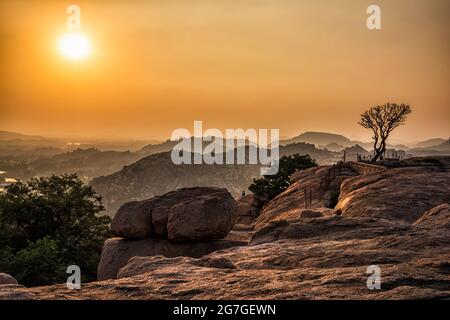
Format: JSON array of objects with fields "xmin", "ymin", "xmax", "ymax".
[{"xmin": 58, "ymin": 31, "xmax": 91, "ymax": 60}]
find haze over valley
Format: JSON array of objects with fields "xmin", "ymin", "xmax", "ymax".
[{"xmin": 1, "ymin": 129, "xmax": 449, "ymax": 214}]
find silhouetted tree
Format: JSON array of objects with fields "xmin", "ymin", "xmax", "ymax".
[{"xmin": 359, "ymin": 103, "xmax": 412, "ymax": 162}]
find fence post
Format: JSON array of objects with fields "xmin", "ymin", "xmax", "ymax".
[
  {"xmin": 304, "ymin": 189, "xmax": 307, "ymax": 209},
  {"xmin": 309, "ymin": 185, "xmax": 312, "ymax": 205}
]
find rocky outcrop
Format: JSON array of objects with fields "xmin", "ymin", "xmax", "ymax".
[
  {"xmin": 347, "ymin": 162, "xmax": 386, "ymax": 175},
  {"xmin": 97, "ymin": 237, "xmax": 245, "ymax": 280},
  {"xmin": 111, "ymin": 187, "xmax": 237, "ymax": 241},
  {"xmin": 0, "ymin": 273, "xmax": 18, "ymax": 286},
  {"xmin": 299, "ymin": 208, "xmax": 337, "ymax": 220},
  {"xmin": 235, "ymin": 194, "xmax": 263, "ymax": 224},
  {"xmin": 337, "ymin": 167, "xmax": 450, "ymax": 223},
  {"xmin": 413, "ymin": 203, "xmax": 450, "ymax": 229},
  {"xmin": 98, "ymin": 187, "xmax": 240, "ymax": 280},
  {"xmin": 117, "ymin": 256, "xmax": 237, "ymax": 279},
  {"xmin": 3, "ymin": 214, "xmax": 449, "ymax": 300},
  {"xmin": 254, "ymin": 165, "xmax": 358, "ymax": 227},
  {"xmin": 250, "ymin": 216, "xmax": 410, "ymax": 245},
  {"xmin": 2, "ymin": 160, "xmax": 450, "ymax": 300},
  {"xmin": 224, "ymin": 224, "xmax": 256, "ymax": 242}
]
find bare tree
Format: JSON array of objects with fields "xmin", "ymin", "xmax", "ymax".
[{"xmin": 359, "ymin": 103, "xmax": 412, "ymax": 162}]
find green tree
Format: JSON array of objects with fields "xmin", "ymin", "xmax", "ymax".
[
  {"xmin": 0, "ymin": 174, "xmax": 110, "ymax": 286},
  {"xmin": 0, "ymin": 237, "xmax": 64, "ymax": 286},
  {"xmin": 249, "ymin": 154, "xmax": 317, "ymax": 201}
]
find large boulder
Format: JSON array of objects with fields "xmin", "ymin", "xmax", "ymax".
[
  {"xmin": 0, "ymin": 273, "xmax": 18, "ymax": 285},
  {"xmin": 110, "ymin": 187, "xmax": 237, "ymax": 241},
  {"xmin": 166, "ymin": 188, "xmax": 237, "ymax": 241},
  {"xmin": 336, "ymin": 167, "xmax": 450, "ymax": 223},
  {"xmin": 97, "ymin": 237, "xmax": 245, "ymax": 280},
  {"xmin": 111, "ymin": 200, "xmax": 154, "ymax": 239}
]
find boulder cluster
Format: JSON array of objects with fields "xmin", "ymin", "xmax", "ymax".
[
  {"xmin": 98, "ymin": 187, "xmax": 245, "ymax": 280},
  {"xmin": 111, "ymin": 187, "xmax": 237, "ymax": 241}
]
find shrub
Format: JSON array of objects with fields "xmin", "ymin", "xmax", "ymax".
[
  {"xmin": 249, "ymin": 154, "xmax": 317, "ymax": 201},
  {"xmin": 328, "ymin": 190, "xmax": 340, "ymax": 209},
  {"xmin": 0, "ymin": 237, "xmax": 64, "ymax": 286}
]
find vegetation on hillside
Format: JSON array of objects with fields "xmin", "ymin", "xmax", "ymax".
[
  {"xmin": 249, "ymin": 154, "xmax": 317, "ymax": 201},
  {"xmin": 0, "ymin": 174, "xmax": 110, "ymax": 286}
]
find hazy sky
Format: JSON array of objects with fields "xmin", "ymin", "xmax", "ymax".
[{"xmin": 0, "ymin": 0, "xmax": 449, "ymax": 142}]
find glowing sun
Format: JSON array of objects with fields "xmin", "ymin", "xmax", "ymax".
[{"xmin": 58, "ymin": 32, "xmax": 91, "ymax": 60}]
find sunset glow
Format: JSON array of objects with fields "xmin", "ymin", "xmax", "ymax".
[
  {"xmin": 58, "ymin": 31, "xmax": 91, "ymax": 60},
  {"xmin": 1, "ymin": 0, "xmax": 449, "ymax": 141}
]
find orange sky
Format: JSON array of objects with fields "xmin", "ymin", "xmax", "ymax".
[{"xmin": 0, "ymin": 0, "xmax": 449, "ymax": 142}]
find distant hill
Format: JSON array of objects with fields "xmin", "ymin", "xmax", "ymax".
[
  {"xmin": 136, "ymin": 140, "xmax": 179, "ymax": 157},
  {"xmin": 118, "ymin": 132, "xmax": 420, "ymax": 157},
  {"xmin": 279, "ymin": 143, "xmax": 338, "ymax": 163},
  {"xmin": 137, "ymin": 138, "xmax": 259, "ymax": 157},
  {"xmin": 408, "ymin": 138, "xmax": 450, "ymax": 157},
  {"xmin": 389, "ymin": 144, "xmax": 410, "ymax": 151},
  {"xmin": 0, "ymin": 131, "xmax": 45, "ymax": 141},
  {"xmin": 345, "ymin": 144, "xmax": 368, "ymax": 154},
  {"xmin": 1, "ymin": 148, "xmax": 141, "ymax": 182},
  {"xmin": 90, "ymin": 152, "xmax": 261, "ymax": 216},
  {"xmin": 324, "ymin": 143, "xmax": 345, "ymax": 152},
  {"xmin": 413, "ymin": 138, "xmax": 447, "ymax": 149},
  {"xmin": 436, "ymin": 139, "xmax": 450, "ymax": 150},
  {"xmin": 91, "ymin": 143, "xmax": 339, "ymax": 216},
  {"xmin": 281, "ymin": 131, "xmax": 415, "ymax": 152},
  {"xmin": 419, "ymin": 139, "xmax": 450, "ymax": 151},
  {"xmin": 281, "ymin": 132, "xmax": 352, "ymax": 147}
]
